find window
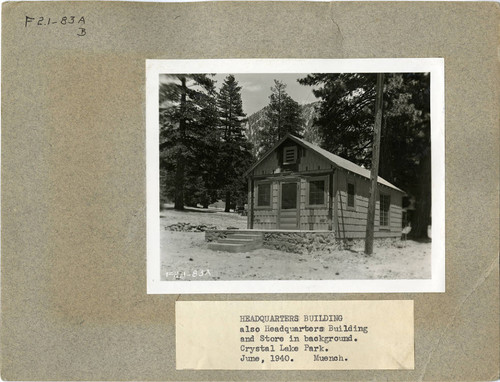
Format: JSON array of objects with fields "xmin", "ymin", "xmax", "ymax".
[
  {"xmin": 309, "ymin": 180, "xmax": 325, "ymax": 205},
  {"xmin": 283, "ymin": 146, "xmax": 297, "ymax": 164},
  {"xmin": 347, "ymin": 182, "xmax": 355, "ymax": 208},
  {"xmin": 380, "ymin": 194, "xmax": 390, "ymax": 227},
  {"xmin": 257, "ymin": 183, "xmax": 271, "ymax": 207}
]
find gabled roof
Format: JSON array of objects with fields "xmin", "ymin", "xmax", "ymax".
[{"xmin": 245, "ymin": 134, "xmax": 404, "ymax": 193}]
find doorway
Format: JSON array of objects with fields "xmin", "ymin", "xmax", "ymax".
[{"xmin": 279, "ymin": 181, "xmax": 299, "ymax": 229}]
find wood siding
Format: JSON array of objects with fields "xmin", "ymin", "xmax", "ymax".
[
  {"xmin": 247, "ymin": 178, "xmax": 252, "ymax": 228},
  {"xmin": 252, "ymin": 175, "xmax": 332, "ymax": 231},
  {"xmin": 253, "ymin": 140, "xmax": 332, "ymax": 176},
  {"xmin": 253, "ymin": 181, "xmax": 278, "ymax": 229},
  {"xmin": 298, "ymin": 177, "xmax": 330, "ymax": 230},
  {"xmin": 248, "ymin": 141, "xmax": 404, "ymax": 236},
  {"xmin": 335, "ymin": 170, "xmax": 403, "ymax": 238},
  {"xmin": 298, "ymin": 148, "xmax": 332, "ymax": 172}
]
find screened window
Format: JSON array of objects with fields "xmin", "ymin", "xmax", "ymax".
[
  {"xmin": 347, "ymin": 183, "xmax": 355, "ymax": 208},
  {"xmin": 380, "ymin": 194, "xmax": 390, "ymax": 227},
  {"xmin": 257, "ymin": 183, "xmax": 271, "ymax": 207},
  {"xmin": 283, "ymin": 146, "xmax": 297, "ymax": 164},
  {"xmin": 309, "ymin": 180, "xmax": 325, "ymax": 205}
]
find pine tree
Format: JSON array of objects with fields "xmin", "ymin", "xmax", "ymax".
[
  {"xmin": 186, "ymin": 80, "xmax": 221, "ymax": 208},
  {"xmin": 259, "ymin": 80, "xmax": 304, "ymax": 153},
  {"xmin": 217, "ymin": 75, "xmax": 253, "ymax": 212},
  {"xmin": 298, "ymin": 73, "xmax": 377, "ymax": 166},
  {"xmin": 159, "ymin": 74, "xmax": 217, "ymax": 210},
  {"xmin": 299, "ymin": 73, "xmax": 431, "ymax": 239},
  {"xmin": 218, "ymin": 75, "xmax": 247, "ymax": 139}
]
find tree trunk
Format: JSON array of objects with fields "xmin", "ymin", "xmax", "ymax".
[
  {"xmin": 174, "ymin": 159, "xmax": 185, "ymax": 210},
  {"xmin": 174, "ymin": 78, "xmax": 187, "ymax": 211},
  {"xmin": 379, "ymin": 117, "xmax": 391, "ymax": 180},
  {"xmin": 224, "ymin": 190, "xmax": 231, "ymax": 212},
  {"xmin": 410, "ymin": 148, "xmax": 431, "ymax": 239},
  {"xmin": 365, "ymin": 73, "xmax": 384, "ymax": 255}
]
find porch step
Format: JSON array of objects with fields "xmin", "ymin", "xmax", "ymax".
[
  {"xmin": 219, "ymin": 238, "xmax": 257, "ymax": 244},
  {"xmin": 226, "ymin": 234, "xmax": 263, "ymax": 241},
  {"xmin": 208, "ymin": 231, "xmax": 263, "ymax": 253}
]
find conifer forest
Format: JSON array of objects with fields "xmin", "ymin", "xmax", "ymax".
[{"xmin": 159, "ymin": 73, "xmax": 431, "ymax": 238}]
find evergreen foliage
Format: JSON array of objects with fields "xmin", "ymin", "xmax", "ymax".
[
  {"xmin": 217, "ymin": 75, "xmax": 253, "ymax": 212},
  {"xmin": 159, "ymin": 74, "xmax": 219, "ymax": 210},
  {"xmin": 258, "ymin": 80, "xmax": 304, "ymax": 153},
  {"xmin": 159, "ymin": 71, "xmax": 431, "ymax": 238},
  {"xmin": 298, "ymin": 73, "xmax": 431, "ymax": 238},
  {"xmin": 159, "ymin": 74, "xmax": 253, "ymax": 211}
]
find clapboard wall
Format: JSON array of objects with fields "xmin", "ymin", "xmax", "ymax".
[{"xmin": 335, "ymin": 170, "xmax": 403, "ymax": 239}]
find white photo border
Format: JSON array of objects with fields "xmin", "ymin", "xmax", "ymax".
[{"xmin": 146, "ymin": 58, "xmax": 445, "ymax": 294}]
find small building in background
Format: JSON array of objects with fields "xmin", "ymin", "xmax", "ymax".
[{"xmin": 244, "ymin": 134, "xmax": 405, "ymax": 239}]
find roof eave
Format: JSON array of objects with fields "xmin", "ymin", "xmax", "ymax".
[{"xmin": 245, "ymin": 133, "xmax": 406, "ymax": 193}]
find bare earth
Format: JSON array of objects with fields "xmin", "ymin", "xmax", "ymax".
[{"xmin": 160, "ymin": 206, "xmax": 431, "ymax": 281}]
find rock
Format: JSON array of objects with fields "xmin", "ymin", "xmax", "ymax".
[{"xmin": 166, "ymin": 222, "xmax": 218, "ymax": 232}]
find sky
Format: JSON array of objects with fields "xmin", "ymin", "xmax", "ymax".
[{"xmin": 212, "ymin": 73, "xmax": 319, "ymax": 116}]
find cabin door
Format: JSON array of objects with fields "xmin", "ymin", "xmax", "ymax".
[{"xmin": 279, "ymin": 181, "xmax": 299, "ymax": 229}]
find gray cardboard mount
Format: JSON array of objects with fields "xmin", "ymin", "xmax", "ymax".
[{"xmin": 1, "ymin": 1, "xmax": 499, "ymax": 381}]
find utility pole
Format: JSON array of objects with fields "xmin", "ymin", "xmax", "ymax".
[{"xmin": 365, "ymin": 73, "xmax": 385, "ymax": 255}]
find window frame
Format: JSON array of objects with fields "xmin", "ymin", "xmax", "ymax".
[
  {"xmin": 306, "ymin": 175, "xmax": 328, "ymax": 208},
  {"xmin": 379, "ymin": 193, "xmax": 391, "ymax": 228},
  {"xmin": 255, "ymin": 181, "xmax": 272, "ymax": 209},
  {"xmin": 282, "ymin": 146, "xmax": 298, "ymax": 165}
]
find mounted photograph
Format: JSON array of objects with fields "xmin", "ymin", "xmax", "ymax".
[{"xmin": 146, "ymin": 59, "xmax": 445, "ymax": 294}]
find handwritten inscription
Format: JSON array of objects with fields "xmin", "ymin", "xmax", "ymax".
[
  {"xmin": 25, "ymin": 16, "xmax": 86, "ymax": 36},
  {"xmin": 165, "ymin": 269, "xmax": 212, "ymax": 279}
]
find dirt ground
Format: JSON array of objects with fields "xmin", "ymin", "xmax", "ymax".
[{"xmin": 159, "ymin": 206, "xmax": 431, "ymax": 281}]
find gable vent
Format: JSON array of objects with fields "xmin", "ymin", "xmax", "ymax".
[{"xmin": 283, "ymin": 146, "xmax": 297, "ymax": 164}]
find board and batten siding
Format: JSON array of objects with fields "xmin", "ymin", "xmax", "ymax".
[
  {"xmin": 253, "ymin": 142, "xmax": 333, "ymax": 176},
  {"xmin": 298, "ymin": 150, "xmax": 334, "ymax": 232},
  {"xmin": 298, "ymin": 177, "xmax": 330, "ymax": 230},
  {"xmin": 298, "ymin": 148, "xmax": 332, "ymax": 172},
  {"xmin": 252, "ymin": 181, "xmax": 278, "ymax": 229},
  {"xmin": 253, "ymin": 154, "xmax": 278, "ymax": 176},
  {"xmin": 336, "ymin": 170, "xmax": 403, "ymax": 239},
  {"xmin": 251, "ymin": 142, "xmax": 334, "ymax": 230}
]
